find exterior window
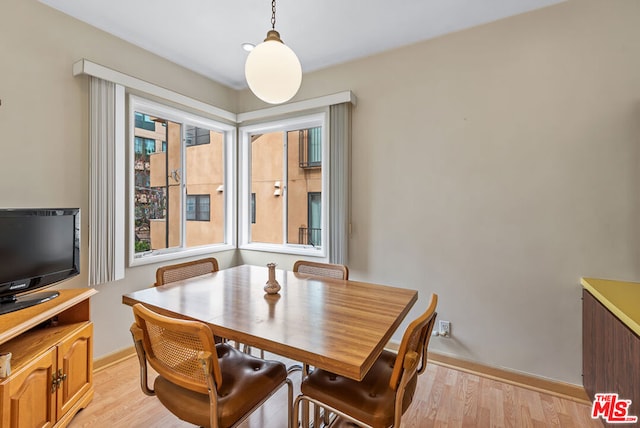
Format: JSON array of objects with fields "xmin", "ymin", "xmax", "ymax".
[
  {"xmin": 299, "ymin": 127, "xmax": 322, "ymax": 168},
  {"xmin": 301, "ymin": 192, "xmax": 321, "ymax": 246},
  {"xmin": 134, "ymin": 137, "xmax": 157, "ymax": 155},
  {"xmin": 134, "ymin": 112, "xmax": 157, "ymax": 131},
  {"xmin": 251, "ymin": 193, "xmax": 256, "ymax": 224},
  {"xmin": 186, "ymin": 195, "xmax": 210, "ymax": 221},
  {"xmin": 185, "ymin": 125, "xmax": 211, "ymax": 147},
  {"xmin": 239, "ymin": 113, "xmax": 326, "ymax": 256},
  {"xmin": 129, "ymin": 96, "xmax": 235, "ymax": 265}
]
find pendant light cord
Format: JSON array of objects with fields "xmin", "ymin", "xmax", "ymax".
[{"xmin": 271, "ymin": 0, "xmax": 276, "ymax": 30}]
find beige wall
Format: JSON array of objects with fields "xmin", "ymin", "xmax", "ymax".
[
  {"xmin": 3, "ymin": 0, "xmax": 640, "ymax": 387},
  {"xmin": 239, "ymin": 0, "xmax": 640, "ymax": 385}
]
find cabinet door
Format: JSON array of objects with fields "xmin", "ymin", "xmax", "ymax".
[
  {"xmin": 56, "ymin": 322, "xmax": 93, "ymax": 418},
  {"xmin": 0, "ymin": 348, "xmax": 56, "ymax": 428},
  {"xmin": 583, "ymin": 290, "xmax": 640, "ymax": 417}
]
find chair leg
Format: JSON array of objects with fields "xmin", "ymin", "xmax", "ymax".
[
  {"xmin": 313, "ymin": 404, "xmax": 321, "ymax": 427},
  {"xmin": 293, "ymin": 394, "xmax": 307, "ymax": 428},
  {"xmin": 302, "ymin": 398, "xmax": 310, "ymax": 428},
  {"xmin": 240, "ymin": 345, "xmax": 265, "ymax": 359},
  {"xmin": 323, "ymin": 406, "xmax": 331, "ymax": 425},
  {"xmin": 285, "ymin": 378, "xmax": 294, "ymax": 428},
  {"xmin": 294, "ymin": 395, "xmax": 375, "ymax": 428}
]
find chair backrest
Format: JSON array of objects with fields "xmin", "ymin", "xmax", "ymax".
[
  {"xmin": 389, "ymin": 293, "xmax": 438, "ymax": 390},
  {"xmin": 155, "ymin": 257, "xmax": 219, "ymax": 286},
  {"xmin": 293, "ymin": 260, "xmax": 349, "ymax": 280},
  {"xmin": 131, "ymin": 303, "xmax": 222, "ymax": 394}
]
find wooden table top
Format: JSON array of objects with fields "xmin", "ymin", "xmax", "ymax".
[{"xmin": 123, "ymin": 264, "xmax": 418, "ymax": 380}]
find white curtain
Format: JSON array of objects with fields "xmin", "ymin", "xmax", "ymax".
[
  {"xmin": 328, "ymin": 102, "xmax": 352, "ymax": 265},
  {"xmin": 89, "ymin": 77, "xmax": 125, "ymax": 285}
]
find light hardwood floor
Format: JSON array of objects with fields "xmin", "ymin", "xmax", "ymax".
[{"xmin": 68, "ymin": 353, "xmax": 601, "ymax": 428}]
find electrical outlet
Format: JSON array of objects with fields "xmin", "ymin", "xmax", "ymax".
[{"xmin": 438, "ymin": 320, "xmax": 451, "ymax": 337}]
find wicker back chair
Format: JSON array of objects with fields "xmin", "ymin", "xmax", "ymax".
[
  {"xmin": 286, "ymin": 260, "xmax": 349, "ymax": 374},
  {"xmin": 293, "ymin": 293, "xmax": 438, "ymax": 428},
  {"xmin": 154, "ymin": 257, "xmax": 219, "ymax": 286},
  {"xmin": 130, "ymin": 303, "xmax": 292, "ymax": 428},
  {"xmin": 292, "ymin": 260, "xmax": 349, "ymax": 280}
]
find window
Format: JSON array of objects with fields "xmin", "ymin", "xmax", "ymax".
[
  {"xmin": 185, "ymin": 125, "xmax": 211, "ymax": 147},
  {"xmin": 304, "ymin": 192, "xmax": 322, "ymax": 246},
  {"xmin": 134, "ymin": 137, "xmax": 157, "ymax": 155},
  {"xmin": 129, "ymin": 96, "xmax": 236, "ymax": 266},
  {"xmin": 239, "ymin": 113, "xmax": 326, "ymax": 256},
  {"xmin": 83, "ymin": 61, "xmax": 352, "ymax": 276},
  {"xmin": 186, "ymin": 195, "xmax": 210, "ymax": 221},
  {"xmin": 134, "ymin": 112, "xmax": 157, "ymax": 131},
  {"xmin": 299, "ymin": 127, "xmax": 322, "ymax": 168},
  {"xmin": 250, "ymin": 193, "xmax": 256, "ymax": 224}
]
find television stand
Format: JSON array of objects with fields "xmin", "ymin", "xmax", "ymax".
[
  {"xmin": 0, "ymin": 290, "xmax": 60, "ymax": 316},
  {"xmin": 0, "ymin": 288, "xmax": 97, "ymax": 427}
]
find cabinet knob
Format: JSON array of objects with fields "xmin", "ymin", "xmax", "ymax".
[
  {"xmin": 51, "ymin": 370, "xmax": 67, "ymax": 393},
  {"xmin": 51, "ymin": 374, "xmax": 59, "ymax": 393}
]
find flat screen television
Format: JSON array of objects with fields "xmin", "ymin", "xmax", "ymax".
[{"xmin": 0, "ymin": 208, "xmax": 80, "ymax": 315}]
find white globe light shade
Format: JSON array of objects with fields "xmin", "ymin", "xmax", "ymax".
[{"xmin": 245, "ymin": 39, "xmax": 302, "ymax": 104}]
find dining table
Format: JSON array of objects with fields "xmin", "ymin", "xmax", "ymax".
[{"xmin": 122, "ymin": 264, "xmax": 418, "ymax": 381}]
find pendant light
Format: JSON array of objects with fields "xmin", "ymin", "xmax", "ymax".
[{"xmin": 245, "ymin": 0, "xmax": 302, "ymax": 104}]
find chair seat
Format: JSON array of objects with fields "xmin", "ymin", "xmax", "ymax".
[
  {"xmin": 301, "ymin": 350, "xmax": 417, "ymax": 428},
  {"xmin": 155, "ymin": 343, "xmax": 287, "ymax": 428}
]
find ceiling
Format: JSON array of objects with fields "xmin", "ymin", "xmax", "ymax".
[{"xmin": 39, "ymin": 0, "xmax": 563, "ymax": 90}]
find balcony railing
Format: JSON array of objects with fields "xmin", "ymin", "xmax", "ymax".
[{"xmin": 298, "ymin": 227, "xmax": 321, "ymax": 246}]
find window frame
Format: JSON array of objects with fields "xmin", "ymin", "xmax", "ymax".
[
  {"xmin": 128, "ymin": 95, "xmax": 236, "ymax": 267},
  {"xmin": 238, "ymin": 112, "xmax": 328, "ymax": 257}
]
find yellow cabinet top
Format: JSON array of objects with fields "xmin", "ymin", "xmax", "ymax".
[{"xmin": 581, "ymin": 277, "xmax": 640, "ymax": 336}]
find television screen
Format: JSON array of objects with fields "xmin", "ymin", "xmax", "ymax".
[{"xmin": 0, "ymin": 208, "xmax": 80, "ymax": 314}]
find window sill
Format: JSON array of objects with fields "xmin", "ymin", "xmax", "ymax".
[
  {"xmin": 239, "ymin": 243, "xmax": 326, "ymax": 258},
  {"xmin": 129, "ymin": 243, "xmax": 235, "ymax": 267}
]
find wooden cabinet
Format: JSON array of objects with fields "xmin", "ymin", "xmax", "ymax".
[
  {"xmin": 3, "ymin": 348, "xmax": 57, "ymax": 428},
  {"xmin": 57, "ymin": 323, "xmax": 92, "ymax": 421},
  {"xmin": 0, "ymin": 289, "xmax": 96, "ymax": 428},
  {"xmin": 583, "ymin": 288, "xmax": 640, "ymax": 418}
]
